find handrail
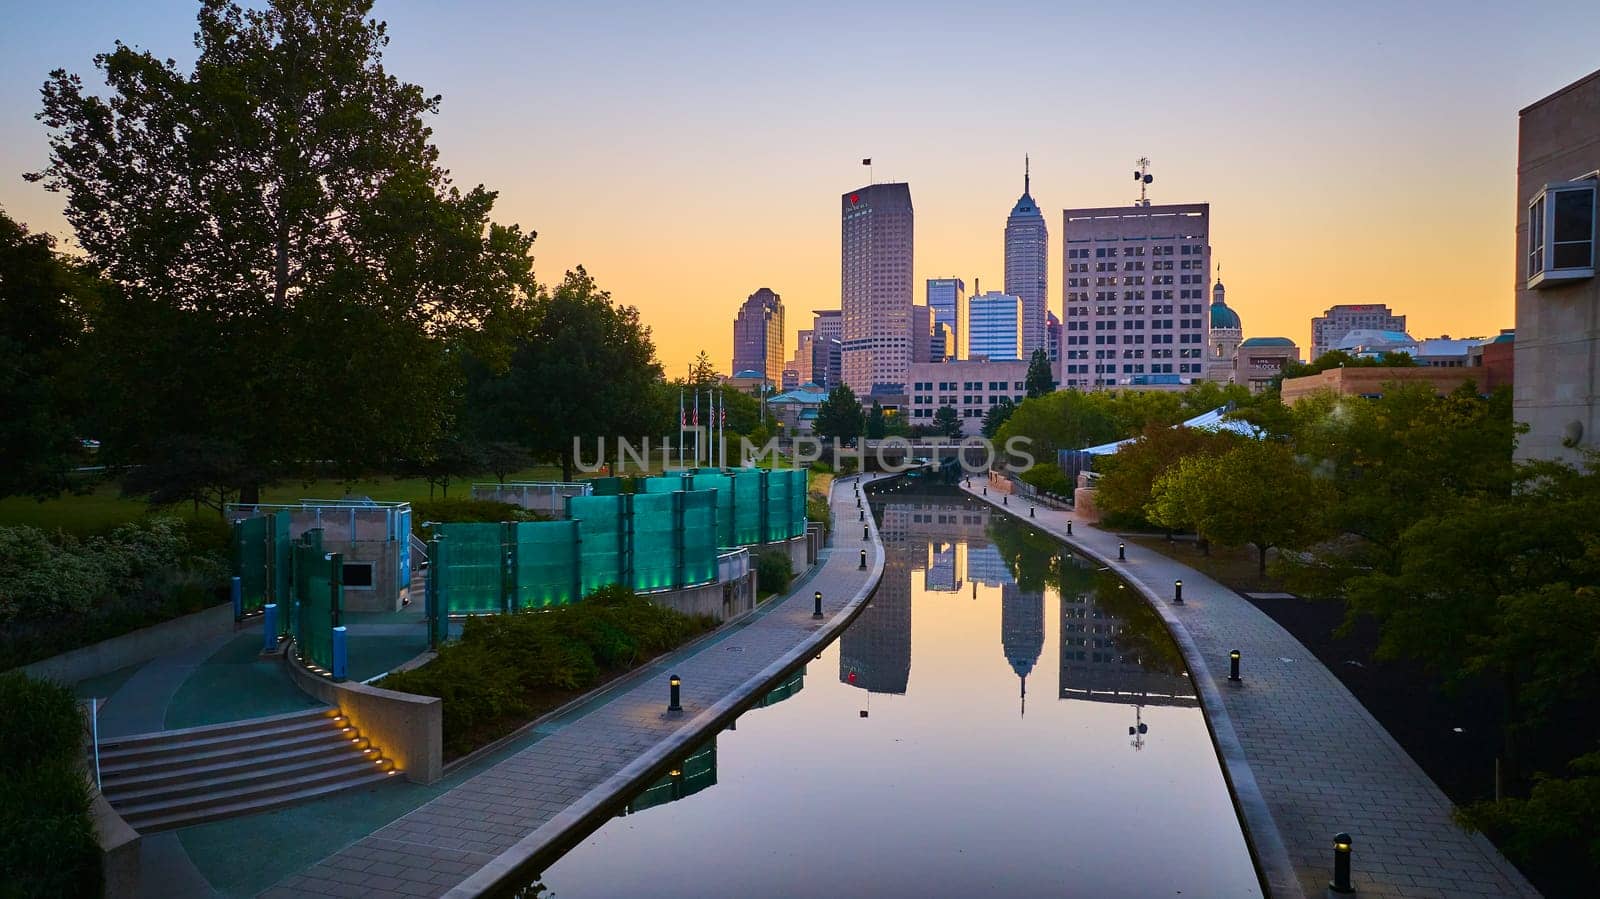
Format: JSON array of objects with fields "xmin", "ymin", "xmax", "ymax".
[{"xmin": 89, "ymin": 697, "xmax": 102, "ymax": 791}]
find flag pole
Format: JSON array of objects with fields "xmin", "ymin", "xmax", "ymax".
[
  {"xmin": 678, "ymin": 373, "xmax": 685, "ymax": 471},
  {"xmin": 693, "ymin": 386, "xmax": 701, "ymax": 468}
]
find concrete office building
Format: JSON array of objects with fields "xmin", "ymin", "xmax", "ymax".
[
  {"xmin": 787, "ymin": 329, "xmax": 815, "ymax": 385},
  {"xmin": 1062, "ymin": 202, "xmax": 1211, "ymax": 389},
  {"xmin": 906, "ymin": 358, "xmax": 1028, "ymax": 430},
  {"xmin": 841, "ymin": 183, "xmax": 915, "ymax": 395},
  {"xmin": 912, "ymin": 304, "xmax": 933, "ymax": 364},
  {"xmin": 965, "ymin": 291, "xmax": 1024, "ymax": 361},
  {"xmin": 1515, "ymin": 68, "xmax": 1600, "ymax": 463},
  {"xmin": 1310, "ymin": 303, "xmax": 1407, "ymax": 360},
  {"xmin": 1005, "ymin": 159, "xmax": 1049, "ymax": 356},
  {"xmin": 1045, "ymin": 310, "xmax": 1062, "ymax": 364},
  {"xmin": 927, "ymin": 277, "xmax": 966, "ymax": 358},
  {"xmin": 732, "ymin": 287, "xmax": 785, "ymax": 385}
]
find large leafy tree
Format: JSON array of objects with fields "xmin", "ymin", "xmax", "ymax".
[
  {"xmin": 865, "ymin": 401, "xmax": 887, "ymax": 440},
  {"xmin": 468, "ymin": 268, "xmax": 666, "ymax": 481},
  {"xmin": 932, "ymin": 405, "xmax": 963, "ymax": 439},
  {"xmin": 981, "ymin": 396, "xmax": 1016, "ymax": 439},
  {"xmin": 1149, "ymin": 440, "xmax": 1330, "ymax": 574},
  {"xmin": 813, "ymin": 384, "xmax": 864, "ymax": 445},
  {"xmin": 30, "ymin": 0, "xmax": 536, "ymax": 501},
  {"xmin": 1094, "ymin": 423, "xmax": 1243, "ymax": 527},
  {"xmin": 0, "ymin": 209, "xmax": 95, "ymax": 499}
]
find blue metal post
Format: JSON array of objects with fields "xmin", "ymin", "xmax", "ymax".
[
  {"xmin": 332, "ymin": 625, "xmax": 348, "ymax": 681},
  {"xmin": 231, "ymin": 575, "xmax": 242, "ymax": 620},
  {"xmin": 262, "ymin": 603, "xmax": 278, "ymax": 652}
]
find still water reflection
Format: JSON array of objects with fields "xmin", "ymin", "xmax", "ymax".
[{"xmin": 539, "ymin": 490, "xmax": 1259, "ymax": 898}]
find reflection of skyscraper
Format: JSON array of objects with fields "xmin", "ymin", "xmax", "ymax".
[
  {"xmin": 1000, "ymin": 583, "xmax": 1045, "ymax": 716},
  {"xmin": 965, "ymin": 543, "xmax": 1015, "ymax": 587},
  {"xmin": 924, "ymin": 540, "xmax": 958, "ymax": 592},
  {"xmin": 1058, "ymin": 585, "xmax": 1197, "ymax": 708},
  {"xmin": 840, "ymin": 540, "xmax": 913, "ymax": 694}
]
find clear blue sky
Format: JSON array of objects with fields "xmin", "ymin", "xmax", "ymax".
[{"xmin": 3, "ymin": 1, "xmax": 1598, "ymax": 369}]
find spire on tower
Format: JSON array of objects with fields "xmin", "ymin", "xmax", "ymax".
[{"xmin": 1024, "ymin": 154, "xmax": 1030, "ymax": 195}]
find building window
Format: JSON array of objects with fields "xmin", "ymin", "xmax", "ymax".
[{"xmin": 1528, "ymin": 180, "xmax": 1597, "ymax": 288}]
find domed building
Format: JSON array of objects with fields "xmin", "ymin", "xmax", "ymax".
[{"xmin": 1205, "ymin": 278, "xmax": 1243, "ymax": 383}]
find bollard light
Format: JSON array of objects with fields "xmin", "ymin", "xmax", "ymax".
[
  {"xmin": 1118, "ymin": 542, "xmax": 1126, "ymax": 561},
  {"xmin": 1174, "ymin": 579, "xmax": 1184, "ymax": 603},
  {"xmin": 1228, "ymin": 650, "xmax": 1241, "ymax": 682},
  {"xmin": 982, "ymin": 487, "xmax": 987, "ymax": 496},
  {"xmin": 859, "ymin": 549, "xmax": 867, "ymax": 569},
  {"xmin": 1066, "ymin": 521, "xmax": 1073, "ymax": 535},
  {"xmin": 860, "ymin": 510, "xmax": 864, "ymax": 521},
  {"xmin": 668, "ymin": 674, "xmax": 683, "ymax": 712},
  {"xmin": 1030, "ymin": 506, "xmax": 1035, "ymax": 518},
  {"xmin": 814, "ymin": 591, "xmax": 824, "ymax": 619},
  {"xmin": 1329, "ymin": 833, "xmax": 1354, "ymax": 894},
  {"xmin": 1002, "ymin": 495, "xmax": 1008, "ymax": 506},
  {"xmin": 864, "ymin": 524, "xmax": 869, "ymax": 541}
]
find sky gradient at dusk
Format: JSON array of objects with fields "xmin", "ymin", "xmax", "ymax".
[{"xmin": 3, "ymin": 1, "xmax": 1599, "ymax": 373}]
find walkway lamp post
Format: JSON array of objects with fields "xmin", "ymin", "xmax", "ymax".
[
  {"xmin": 859, "ymin": 549, "xmax": 867, "ymax": 570},
  {"xmin": 1329, "ymin": 833, "xmax": 1354, "ymax": 893},
  {"xmin": 814, "ymin": 591, "xmax": 823, "ymax": 619},
  {"xmin": 668, "ymin": 674, "xmax": 683, "ymax": 713},
  {"xmin": 1066, "ymin": 521, "xmax": 1073, "ymax": 535},
  {"xmin": 1228, "ymin": 650, "xmax": 1241, "ymax": 683},
  {"xmin": 1029, "ymin": 506, "xmax": 1035, "ymax": 518},
  {"xmin": 1173, "ymin": 579, "xmax": 1183, "ymax": 603},
  {"xmin": 863, "ymin": 524, "xmax": 869, "ymax": 541},
  {"xmin": 1118, "ymin": 542, "xmax": 1126, "ymax": 561}
]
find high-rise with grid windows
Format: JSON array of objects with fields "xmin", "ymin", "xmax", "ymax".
[
  {"xmin": 1005, "ymin": 159, "xmax": 1049, "ymax": 357},
  {"xmin": 841, "ymin": 183, "xmax": 914, "ymax": 395}
]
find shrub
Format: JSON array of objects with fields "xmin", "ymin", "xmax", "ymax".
[
  {"xmin": 756, "ymin": 551, "xmax": 793, "ymax": 594},
  {"xmin": 0, "ymin": 673, "xmax": 103, "ymax": 897},
  {"xmin": 0, "ymin": 518, "xmax": 227, "ymax": 668},
  {"xmin": 381, "ymin": 585, "xmax": 713, "ymax": 757},
  {"xmin": 1018, "ymin": 465, "xmax": 1073, "ymax": 497},
  {"xmin": 411, "ymin": 498, "xmax": 542, "ymax": 534}
]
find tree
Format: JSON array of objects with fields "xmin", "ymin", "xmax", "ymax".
[
  {"xmin": 469, "ymin": 268, "xmax": 666, "ymax": 481},
  {"xmin": 813, "ymin": 384, "xmax": 864, "ymax": 445},
  {"xmin": 932, "ymin": 405, "xmax": 963, "ymax": 439},
  {"xmin": 1149, "ymin": 441, "xmax": 1329, "ymax": 574},
  {"xmin": 981, "ymin": 396, "xmax": 1016, "ymax": 439},
  {"xmin": 1025, "ymin": 348, "xmax": 1054, "ymax": 398},
  {"xmin": 400, "ymin": 435, "xmax": 486, "ymax": 499},
  {"xmin": 31, "ymin": 0, "xmax": 537, "ymax": 500},
  {"xmin": 120, "ymin": 437, "xmax": 265, "ymax": 515},
  {"xmin": 688, "ymin": 351, "xmax": 718, "ymax": 388},
  {"xmin": 479, "ymin": 441, "xmax": 532, "ymax": 485},
  {"xmin": 865, "ymin": 400, "xmax": 887, "ymax": 440},
  {"xmin": 1178, "ymin": 380, "xmax": 1254, "ymax": 417},
  {"xmin": 1094, "ymin": 423, "xmax": 1242, "ymax": 527},
  {"xmin": 0, "ymin": 210, "xmax": 94, "ymax": 499}
]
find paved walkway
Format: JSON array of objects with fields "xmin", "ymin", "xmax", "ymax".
[
  {"xmin": 264, "ymin": 476, "xmax": 885, "ymax": 899},
  {"xmin": 961, "ymin": 481, "xmax": 1539, "ymax": 899}
]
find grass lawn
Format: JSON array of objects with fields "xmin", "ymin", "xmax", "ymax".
[
  {"xmin": 1124, "ymin": 534, "xmax": 1290, "ymax": 594},
  {"xmin": 0, "ymin": 466, "xmax": 568, "ymax": 535}
]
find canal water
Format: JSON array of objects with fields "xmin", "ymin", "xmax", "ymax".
[{"xmin": 537, "ymin": 488, "xmax": 1259, "ymax": 898}]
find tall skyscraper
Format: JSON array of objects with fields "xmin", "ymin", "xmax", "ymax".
[
  {"xmin": 1045, "ymin": 310, "xmax": 1062, "ymax": 363},
  {"xmin": 732, "ymin": 287, "xmax": 784, "ymax": 384},
  {"xmin": 926, "ymin": 277, "xmax": 966, "ymax": 359},
  {"xmin": 811, "ymin": 309, "xmax": 843, "ymax": 389},
  {"xmin": 788, "ymin": 329, "xmax": 816, "ymax": 385},
  {"xmin": 1005, "ymin": 158, "xmax": 1049, "ymax": 356},
  {"xmin": 965, "ymin": 291, "xmax": 1024, "ymax": 360},
  {"xmin": 1061, "ymin": 202, "xmax": 1210, "ymax": 388},
  {"xmin": 912, "ymin": 304, "xmax": 933, "ymax": 364},
  {"xmin": 841, "ymin": 183, "xmax": 914, "ymax": 395},
  {"xmin": 1310, "ymin": 303, "xmax": 1408, "ymax": 360}
]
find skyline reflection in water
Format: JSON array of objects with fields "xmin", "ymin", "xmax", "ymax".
[{"xmin": 537, "ymin": 492, "xmax": 1259, "ymax": 898}]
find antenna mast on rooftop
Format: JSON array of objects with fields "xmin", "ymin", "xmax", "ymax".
[{"xmin": 1133, "ymin": 157, "xmax": 1153, "ymax": 206}]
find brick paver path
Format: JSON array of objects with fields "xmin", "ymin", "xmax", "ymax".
[
  {"xmin": 262, "ymin": 476, "xmax": 884, "ymax": 899},
  {"xmin": 962, "ymin": 481, "xmax": 1539, "ymax": 899}
]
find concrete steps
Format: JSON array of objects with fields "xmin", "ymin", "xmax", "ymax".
[{"xmin": 100, "ymin": 707, "xmax": 400, "ymax": 832}]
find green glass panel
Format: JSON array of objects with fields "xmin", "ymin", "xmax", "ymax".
[
  {"xmin": 692, "ymin": 473, "xmax": 734, "ymax": 547},
  {"xmin": 732, "ymin": 470, "xmax": 764, "ymax": 546},
  {"xmin": 512, "ymin": 520, "xmax": 579, "ymax": 609},
  {"xmin": 680, "ymin": 489, "xmax": 718, "ymax": 586},
  {"xmin": 791, "ymin": 469, "xmax": 808, "ymax": 538},
  {"xmin": 764, "ymin": 468, "xmax": 790, "ymax": 543},
  {"xmin": 231, "ymin": 516, "xmax": 268, "ymax": 616},
  {"xmin": 571, "ymin": 494, "xmax": 626, "ymax": 594},
  {"xmin": 436, "ymin": 522, "xmax": 503, "ymax": 614},
  {"xmin": 631, "ymin": 491, "xmax": 678, "ymax": 592},
  {"xmin": 641, "ymin": 475, "xmax": 687, "ymax": 494}
]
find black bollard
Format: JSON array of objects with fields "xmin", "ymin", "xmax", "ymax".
[
  {"xmin": 863, "ymin": 524, "xmax": 869, "ymax": 540},
  {"xmin": 668, "ymin": 674, "xmax": 683, "ymax": 712},
  {"xmin": 982, "ymin": 487, "xmax": 987, "ymax": 496},
  {"xmin": 1030, "ymin": 506, "xmax": 1035, "ymax": 518},
  {"xmin": 1066, "ymin": 521, "xmax": 1073, "ymax": 535},
  {"xmin": 1118, "ymin": 542, "xmax": 1126, "ymax": 561},
  {"xmin": 1174, "ymin": 579, "xmax": 1184, "ymax": 603},
  {"xmin": 859, "ymin": 510, "xmax": 864, "ymax": 521},
  {"xmin": 1228, "ymin": 650, "xmax": 1241, "ymax": 682},
  {"xmin": 859, "ymin": 548, "xmax": 867, "ymax": 570},
  {"xmin": 1002, "ymin": 495, "xmax": 1008, "ymax": 506},
  {"xmin": 813, "ymin": 591, "xmax": 823, "ymax": 619},
  {"xmin": 1329, "ymin": 833, "xmax": 1354, "ymax": 893}
]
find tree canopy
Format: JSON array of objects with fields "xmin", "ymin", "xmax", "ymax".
[
  {"xmin": 813, "ymin": 384, "xmax": 865, "ymax": 445},
  {"xmin": 1025, "ymin": 348, "xmax": 1054, "ymax": 398}
]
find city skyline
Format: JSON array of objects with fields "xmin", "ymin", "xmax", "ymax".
[{"xmin": 3, "ymin": 2, "xmax": 1599, "ymax": 374}]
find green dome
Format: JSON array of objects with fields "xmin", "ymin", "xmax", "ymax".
[
  {"xmin": 1210, "ymin": 302, "xmax": 1241, "ymax": 330},
  {"xmin": 1239, "ymin": 337, "xmax": 1296, "ymax": 348}
]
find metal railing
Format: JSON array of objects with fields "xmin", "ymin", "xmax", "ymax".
[{"xmin": 717, "ymin": 548, "xmax": 750, "ymax": 583}]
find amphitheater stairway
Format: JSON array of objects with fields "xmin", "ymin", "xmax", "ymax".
[{"xmin": 98, "ymin": 707, "xmax": 399, "ymax": 832}]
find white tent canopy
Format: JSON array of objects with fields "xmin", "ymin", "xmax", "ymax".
[{"xmin": 1078, "ymin": 406, "xmax": 1261, "ymax": 456}]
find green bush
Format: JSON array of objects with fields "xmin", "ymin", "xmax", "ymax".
[
  {"xmin": 0, "ymin": 518, "xmax": 227, "ymax": 668},
  {"xmin": 756, "ymin": 551, "xmax": 793, "ymax": 594},
  {"xmin": 381, "ymin": 584, "xmax": 713, "ymax": 756},
  {"xmin": 0, "ymin": 673, "xmax": 103, "ymax": 898},
  {"xmin": 1018, "ymin": 465, "xmax": 1073, "ymax": 497},
  {"xmin": 410, "ymin": 498, "xmax": 542, "ymax": 535}
]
